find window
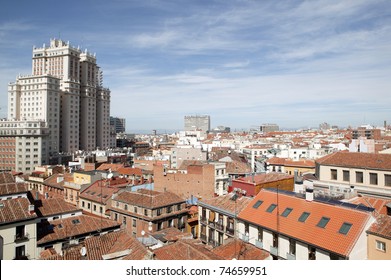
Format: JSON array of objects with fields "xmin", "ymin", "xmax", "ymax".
[
  {"xmin": 253, "ymin": 200, "xmax": 263, "ymax": 209},
  {"xmin": 93, "ymin": 205, "xmax": 97, "ymax": 211},
  {"xmin": 376, "ymin": 240, "xmax": 386, "ymax": 252},
  {"xmin": 308, "ymin": 246, "xmax": 316, "ymax": 260},
  {"xmin": 258, "ymin": 226, "xmax": 263, "ymax": 242},
  {"xmin": 356, "ymin": 171, "xmax": 363, "ymax": 183},
  {"xmin": 317, "ymin": 217, "xmax": 330, "ymax": 228},
  {"xmin": 132, "ymin": 219, "xmax": 136, "ymax": 227},
  {"xmin": 266, "ymin": 204, "xmax": 277, "ymax": 213},
  {"xmin": 144, "ymin": 209, "xmax": 148, "ymax": 216},
  {"xmin": 124, "ymin": 204, "xmax": 128, "ymax": 211},
  {"xmin": 123, "ymin": 216, "xmax": 127, "ymax": 225},
  {"xmin": 134, "ymin": 207, "xmax": 137, "ymax": 214},
  {"xmin": 298, "ymin": 212, "xmax": 310, "ymax": 222},
  {"xmin": 71, "ymin": 219, "xmax": 80, "ymax": 225},
  {"xmin": 370, "ymin": 173, "xmax": 378, "ymax": 185},
  {"xmin": 385, "ymin": 175, "xmax": 391, "ymax": 187},
  {"xmin": 157, "ymin": 208, "xmax": 161, "ymax": 216},
  {"xmin": 343, "ymin": 170, "xmax": 350, "ymax": 182},
  {"xmin": 330, "ymin": 169, "xmax": 337, "ymax": 180},
  {"xmin": 15, "ymin": 245, "xmax": 26, "ymax": 259},
  {"xmin": 289, "ymin": 238, "xmax": 296, "ymax": 255},
  {"xmin": 15, "ymin": 225, "xmax": 25, "ymax": 240},
  {"xmin": 339, "ymin": 222, "xmax": 352, "ymax": 235},
  {"xmin": 82, "ymin": 201, "xmax": 85, "ymax": 208},
  {"xmin": 281, "ymin": 207, "xmax": 293, "ymax": 217},
  {"xmin": 167, "ymin": 206, "xmax": 172, "ymax": 213}
]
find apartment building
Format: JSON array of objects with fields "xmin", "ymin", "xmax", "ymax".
[
  {"xmin": 237, "ymin": 188, "xmax": 375, "ymax": 260},
  {"xmin": 154, "ymin": 161, "xmax": 229, "ymax": 199},
  {"xmin": 198, "ymin": 192, "xmax": 252, "ymax": 247},
  {"xmin": 184, "ymin": 115, "xmax": 210, "ymax": 133},
  {"xmin": 171, "ymin": 146, "xmax": 207, "ymax": 169},
  {"xmin": 314, "ymin": 152, "xmax": 391, "ymax": 198},
  {"xmin": 109, "ymin": 189, "xmax": 187, "ymax": 237}
]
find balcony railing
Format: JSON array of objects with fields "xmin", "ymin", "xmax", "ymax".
[
  {"xmin": 225, "ymin": 226, "xmax": 235, "ymax": 236},
  {"xmin": 200, "ymin": 216, "xmax": 207, "ymax": 224},
  {"xmin": 240, "ymin": 234, "xmax": 249, "ymax": 243},
  {"xmin": 208, "ymin": 237, "xmax": 218, "ymax": 247},
  {"xmin": 14, "ymin": 233, "xmax": 30, "ymax": 243},
  {"xmin": 200, "ymin": 233, "xmax": 207, "ymax": 242},
  {"xmin": 270, "ymin": 246, "xmax": 278, "ymax": 256},
  {"xmin": 255, "ymin": 239, "xmax": 263, "ymax": 249},
  {"xmin": 215, "ymin": 222, "xmax": 224, "ymax": 231},
  {"xmin": 286, "ymin": 252, "xmax": 296, "ymax": 260}
]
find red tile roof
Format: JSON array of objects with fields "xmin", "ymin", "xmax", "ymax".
[
  {"xmin": 199, "ymin": 193, "xmax": 253, "ymax": 215},
  {"xmin": 234, "ymin": 173, "xmax": 293, "ymax": 185},
  {"xmin": 238, "ymin": 189, "xmax": 372, "ymax": 257},
  {"xmin": 43, "ymin": 174, "xmax": 65, "ymax": 189},
  {"xmin": 0, "ymin": 172, "xmax": 15, "ymax": 184},
  {"xmin": 316, "ymin": 151, "xmax": 391, "ymax": 171},
  {"xmin": 35, "ymin": 198, "xmax": 80, "ymax": 217},
  {"xmin": 86, "ymin": 229, "xmax": 149, "ymax": 260},
  {"xmin": 0, "ymin": 197, "xmax": 37, "ymax": 224},
  {"xmin": 347, "ymin": 196, "xmax": 391, "ymax": 215},
  {"xmin": 96, "ymin": 163, "xmax": 125, "ymax": 172},
  {"xmin": 80, "ymin": 180, "xmax": 121, "ymax": 204},
  {"xmin": 212, "ymin": 238, "xmax": 269, "ymax": 260},
  {"xmin": 153, "ymin": 239, "xmax": 223, "ymax": 260},
  {"xmin": 152, "ymin": 227, "xmax": 193, "ymax": 242},
  {"xmin": 114, "ymin": 189, "xmax": 185, "ymax": 209},
  {"xmin": 37, "ymin": 215, "xmax": 121, "ymax": 245},
  {"xmin": 367, "ymin": 215, "xmax": 391, "ymax": 239},
  {"xmin": 117, "ymin": 167, "xmax": 143, "ymax": 176}
]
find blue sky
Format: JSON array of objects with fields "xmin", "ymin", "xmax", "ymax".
[{"xmin": 1, "ymin": 0, "xmax": 390, "ymax": 132}]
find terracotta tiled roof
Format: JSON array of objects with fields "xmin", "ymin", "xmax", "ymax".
[
  {"xmin": 0, "ymin": 197, "xmax": 37, "ymax": 224},
  {"xmin": 212, "ymin": 238, "xmax": 269, "ymax": 260},
  {"xmin": 199, "ymin": 193, "xmax": 253, "ymax": 216},
  {"xmin": 238, "ymin": 189, "xmax": 372, "ymax": 257},
  {"xmin": 285, "ymin": 159, "xmax": 315, "ymax": 168},
  {"xmin": 85, "ymin": 229, "xmax": 149, "ymax": 260},
  {"xmin": 0, "ymin": 172, "xmax": 15, "ymax": 184},
  {"xmin": 37, "ymin": 215, "xmax": 121, "ymax": 245},
  {"xmin": 178, "ymin": 160, "xmax": 207, "ymax": 170},
  {"xmin": 43, "ymin": 174, "xmax": 65, "ymax": 189},
  {"xmin": 117, "ymin": 167, "xmax": 143, "ymax": 176},
  {"xmin": 114, "ymin": 189, "xmax": 185, "ymax": 209},
  {"xmin": 225, "ymin": 161, "xmax": 252, "ymax": 174},
  {"xmin": 153, "ymin": 239, "xmax": 223, "ymax": 260},
  {"xmin": 152, "ymin": 227, "xmax": 193, "ymax": 242},
  {"xmin": 347, "ymin": 196, "xmax": 391, "ymax": 215},
  {"xmin": 35, "ymin": 198, "xmax": 80, "ymax": 217},
  {"xmin": 96, "ymin": 163, "xmax": 124, "ymax": 172},
  {"xmin": 267, "ymin": 157, "xmax": 286, "ymax": 165},
  {"xmin": 367, "ymin": 215, "xmax": 391, "ymax": 239},
  {"xmin": 316, "ymin": 151, "xmax": 391, "ymax": 171},
  {"xmin": 234, "ymin": 173, "xmax": 293, "ymax": 185},
  {"xmin": 80, "ymin": 180, "xmax": 121, "ymax": 204},
  {"xmin": 40, "ymin": 244, "xmax": 84, "ymax": 260}
]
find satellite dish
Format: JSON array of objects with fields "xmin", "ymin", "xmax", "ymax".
[
  {"xmin": 107, "ymin": 173, "xmax": 113, "ymax": 179},
  {"xmin": 80, "ymin": 247, "xmax": 87, "ymax": 256}
]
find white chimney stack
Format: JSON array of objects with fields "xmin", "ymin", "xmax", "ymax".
[{"xmin": 305, "ymin": 187, "xmax": 314, "ymax": 202}]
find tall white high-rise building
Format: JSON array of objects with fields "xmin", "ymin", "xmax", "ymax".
[
  {"xmin": 0, "ymin": 39, "xmax": 111, "ymax": 173},
  {"xmin": 184, "ymin": 115, "xmax": 210, "ymax": 133}
]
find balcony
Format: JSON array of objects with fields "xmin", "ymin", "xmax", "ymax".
[
  {"xmin": 225, "ymin": 226, "xmax": 235, "ymax": 236},
  {"xmin": 208, "ymin": 237, "xmax": 217, "ymax": 247},
  {"xmin": 200, "ymin": 233, "xmax": 207, "ymax": 242},
  {"xmin": 200, "ymin": 216, "xmax": 207, "ymax": 224},
  {"xmin": 270, "ymin": 246, "xmax": 278, "ymax": 256},
  {"xmin": 240, "ymin": 234, "xmax": 249, "ymax": 243},
  {"xmin": 14, "ymin": 233, "xmax": 30, "ymax": 243},
  {"xmin": 215, "ymin": 222, "xmax": 224, "ymax": 231},
  {"xmin": 255, "ymin": 240, "xmax": 263, "ymax": 249},
  {"xmin": 286, "ymin": 252, "xmax": 296, "ymax": 260},
  {"xmin": 208, "ymin": 221, "xmax": 215, "ymax": 228}
]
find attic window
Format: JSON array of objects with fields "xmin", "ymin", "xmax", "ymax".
[
  {"xmin": 85, "ymin": 191, "xmax": 90, "ymax": 194},
  {"xmin": 253, "ymin": 200, "xmax": 263, "ymax": 209},
  {"xmin": 339, "ymin": 222, "xmax": 352, "ymax": 235},
  {"xmin": 103, "ymin": 195, "xmax": 108, "ymax": 199},
  {"xmin": 97, "ymin": 194, "xmax": 102, "ymax": 197},
  {"xmin": 281, "ymin": 207, "xmax": 293, "ymax": 217},
  {"xmin": 71, "ymin": 219, "xmax": 81, "ymax": 225},
  {"xmin": 91, "ymin": 192, "xmax": 96, "ymax": 195},
  {"xmin": 266, "ymin": 204, "xmax": 277, "ymax": 213},
  {"xmin": 58, "ymin": 224, "xmax": 63, "ymax": 229},
  {"xmin": 298, "ymin": 212, "xmax": 310, "ymax": 222},
  {"xmin": 317, "ymin": 217, "xmax": 330, "ymax": 228}
]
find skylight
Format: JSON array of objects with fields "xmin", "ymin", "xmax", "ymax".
[
  {"xmin": 317, "ymin": 217, "xmax": 330, "ymax": 228},
  {"xmin": 339, "ymin": 222, "xmax": 352, "ymax": 235},
  {"xmin": 298, "ymin": 212, "xmax": 310, "ymax": 222},
  {"xmin": 281, "ymin": 207, "xmax": 293, "ymax": 217},
  {"xmin": 253, "ymin": 200, "xmax": 263, "ymax": 209},
  {"xmin": 71, "ymin": 219, "xmax": 81, "ymax": 225},
  {"xmin": 266, "ymin": 204, "xmax": 277, "ymax": 213}
]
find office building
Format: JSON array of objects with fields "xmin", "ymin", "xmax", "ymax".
[
  {"xmin": 184, "ymin": 115, "xmax": 210, "ymax": 133},
  {"xmin": 0, "ymin": 39, "xmax": 111, "ymax": 173}
]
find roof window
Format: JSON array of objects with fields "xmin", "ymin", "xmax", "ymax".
[
  {"xmin": 266, "ymin": 204, "xmax": 277, "ymax": 213},
  {"xmin": 298, "ymin": 212, "xmax": 310, "ymax": 222},
  {"xmin": 281, "ymin": 207, "xmax": 293, "ymax": 217},
  {"xmin": 317, "ymin": 217, "xmax": 330, "ymax": 228},
  {"xmin": 339, "ymin": 222, "xmax": 352, "ymax": 235},
  {"xmin": 253, "ymin": 200, "xmax": 263, "ymax": 209},
  {"xmin": 71, "ymin": 219, "xmax": 81, "ymax": 225}
]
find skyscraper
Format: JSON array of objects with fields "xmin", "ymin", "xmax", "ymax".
[
  {"xmin": 184, "ymin": 115, "xmax": 210, "ymax": 133},
  {"xmin": 0, "ymin": 39, "xmax": 111, "ymax": 173}
]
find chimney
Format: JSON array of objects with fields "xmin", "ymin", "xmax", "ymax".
[
  {"xmin": 28, "ymin": 204, "xmax": 35, "ymax": 214},
  {"xmin": 305, "ymin": 187, "xmax": 314, "ymax": 202}
]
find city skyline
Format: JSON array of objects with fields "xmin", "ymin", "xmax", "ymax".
[{"xmin": 1, "ymin": 0, "xmax": 390, "ymax": 131}]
